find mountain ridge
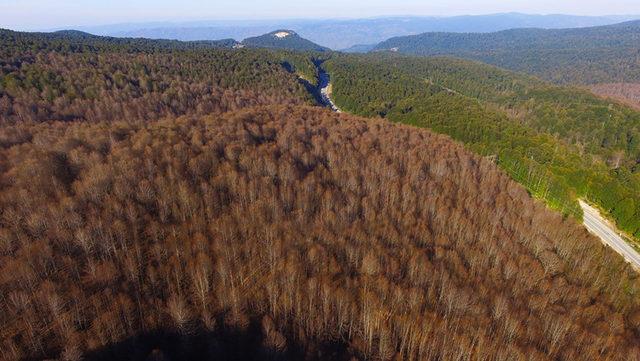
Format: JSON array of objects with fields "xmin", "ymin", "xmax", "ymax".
[
  {"xmin": 242, "ymin": 29, "xmax": 330, "ymax": 52},
  {"xmin": 371, "ymin": 20, "xmax": 640, "ymax": 84},
  {"xmin": 43, "ymin": 13, "xmax": 640, "ymax": 50}
]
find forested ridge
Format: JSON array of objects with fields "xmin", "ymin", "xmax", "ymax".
[
  {"xmin": 242, "ymin": 30, "xmax": 330, "ymax": 53},
  {"xmin": 3, "ymin": 28, "xmax": 640, "ymax": 361},
  {"xmin": 0, "ymin": 30, "xmax": 317, "ymax": 123},
  {"xmin": 348, "ymin": 54, "xmax": 640, "ymax": 165},
  {"xmin": 0, "ymin": 28, "xmax": 239, "ymax": 55},
  {"xmin": 372, "ymin": 20, "xmax": 640, "ymax": 85},
  {"xmin": 325, "ymin": 53, "xmax": 640, "ymax": 237}
]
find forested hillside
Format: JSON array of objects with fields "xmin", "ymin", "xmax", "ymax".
[
  {"xmin": 2, "ymin": 105, "xmax": 640, "ymax": 360},
  {"xmin": 372, "ymin": 20, "xmax": 640, "ymax": 85},
  {"xmin": 0, "ymin": 30, "xmax": 316, "ymax": 123},
  {"xmin": 325, "ymin": 53, "xmax": 640, "ymax": 237},
  {"xmin": 0, "ymin": 29, "xmax": 238, "ymax": 55}
]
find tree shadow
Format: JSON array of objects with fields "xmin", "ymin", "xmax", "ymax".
[
  {"xmin": 82, "ymin": 320, "xmax": 357, "ymax": 361},
  {"xmin": 280, "ymin": 60, "xmax": 325, "ymax": 108}
]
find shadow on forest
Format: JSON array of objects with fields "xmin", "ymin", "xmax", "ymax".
[
  {"xmin": 81, "ymin": 320, "xmax": 356, "ymax": 361},
  {"xmin": 281, "ymin": 60, "xmax": 327, "ymax": 108}
]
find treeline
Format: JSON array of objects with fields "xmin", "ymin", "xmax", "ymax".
[
  {"xmin": 325, "ymin": 53, "xmax": 640, "ymax": 236},
  {"xmin": 2, "ymin": 105, "xmax": 640, "ymax": 360},
  {"xmin": 372, "ymin": 20, "xmax": 640, "ymax": 85}
]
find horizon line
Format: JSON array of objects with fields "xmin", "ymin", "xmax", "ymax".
[{"xmin": 14, "ymin": 12, "xmax": 640, "ymax": 33}]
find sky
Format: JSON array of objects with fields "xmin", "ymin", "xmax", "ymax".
[{"xmin": 2, "ymin": 0, "xmax": 640, "ymax": 30}]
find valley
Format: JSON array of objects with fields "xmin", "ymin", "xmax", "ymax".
[{"xmin": 316, "ymin": 62, "xmax": 341, "ymax": 112}]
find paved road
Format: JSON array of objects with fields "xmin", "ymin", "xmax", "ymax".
[
  {"xmin": 579, "ymin": 200, "xmax": 640, "ymax": 269},
  {"xmin": 317, "ymin": 67, "xmax": 341, "ymax": 113}
]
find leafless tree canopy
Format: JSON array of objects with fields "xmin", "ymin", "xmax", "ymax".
[
  {"xmin": 1, "ymin": 105, "xmax": 639, "ymax": 360},
  {"xmin": 591, "ymin": 83, "xmax": 640, "ymax": 110},
  {"xmin": 0, "ymin": 50, "xmax": 311, "ymax": 124}
]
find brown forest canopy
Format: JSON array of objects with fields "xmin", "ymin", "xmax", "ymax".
[
  {"xmin": 590, "ymin": 83, "xmax": 640, "ymax": 110},
  {"xmin": 0, "ymin": 45, "xmax": 313, "ymax": 123},
  {"xmin": 1, "ymin": 105, "xmax": 640, "ymax": 360}
]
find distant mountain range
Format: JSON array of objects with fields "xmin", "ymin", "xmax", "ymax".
[
  {"xmin": 16, "ymin": 15, "xmax": 640, "ymax": 86},
  {"xmin": 63, "ymin": 13, "xmax": 640, "ymax": 50},
  {"xmin": 372, "ymin": 20, "xmax": 640, "ymax": 84},
  {"xmin": 341, "ymin": 44, "xmax": 377, "ymax": 53}
]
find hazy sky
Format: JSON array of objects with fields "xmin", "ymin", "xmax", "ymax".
[{"xmin": 2, "ymin": 0, "xmax": 640, "ymax": 30}]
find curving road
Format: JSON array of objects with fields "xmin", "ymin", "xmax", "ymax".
[
  {"xmin": 316, "ymin": 64, "xmax": 341, "ymax": 113},
  {"xmin": 579, "ymin": 200, "xmax": 640, "ymax": 270}
]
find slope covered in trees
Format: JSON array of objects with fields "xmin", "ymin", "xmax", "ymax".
[
  {"xmin": 0, "ymin": 29, "xmax": 239, "ymax": 55},
  {"xmin": 372, "ymin": 20, "xmax": 640, "ymax": 85},
  {"xmin": 0, "ymin": 30, "xmax": 315, "ymax": 123},
  {"xmin": 325, "ymin": 53, "xmax": 640, "ymax": 237},
  {"xmin": 2, "ymin": 105, "xmax": 640, "ymax": 360}
]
